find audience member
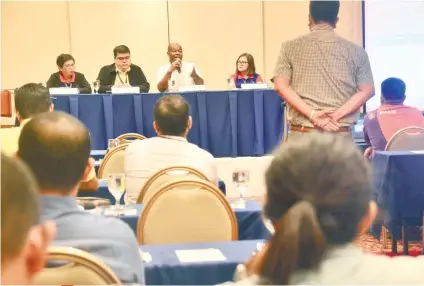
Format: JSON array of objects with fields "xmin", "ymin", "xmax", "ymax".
[
  {"xmin": 230, "ymin": 53, "xmax": 263, "ymax": 88},
  {"xmin": 97, "ymin": 45, "xmax": 150, "ymax": 93},
  {"xmin": 18, "ymin": 111, "xmax": 145, "ymax": 284},
  {"xmin": 363, "ymin": 77, "xmax": 424, "ymax": 158},
  {"xmin": 273, "ymin": 0, "xmax": 374, "ymax": 138},
  {"xmin": 1, "ymin": 153, "xmax": 56, "ymax": 285},
  {"xmin": 157, "ymin": 43, "xmax": 204, "ymax": 92},
  {"xmin": 46, "ymin": 53, "xmax": 92, "ymax": 94},
  {"xmin": 125, "ymin": 94, "xmax": 217, "ymax": 204},
  {"xmin": 226, "ymin": 133, "xmax": 424, "ymax": 285},
  {"xmin": 0, "ymin": 83, "xmax": 98, "ymax": 191}
]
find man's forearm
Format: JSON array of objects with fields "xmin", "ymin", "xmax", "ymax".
[
  {"xmin": 157, "ymin": 71, "xmax": 172, "ymax": 92},
  {"xmin": 336, "ymin": 88, "xmax": 375, "ymax": 119},
  {"xmin": 193, "ymin": 76, "xmax": 204, "ymax": 85},
  {"xmin": 275, "ymin": 85, "xmax": 313, "ymax": 118}
]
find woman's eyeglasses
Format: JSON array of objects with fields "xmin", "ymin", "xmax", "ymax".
[{"xmin": 237, "ymin": 61, "xmax": 248, "ymax": 64}]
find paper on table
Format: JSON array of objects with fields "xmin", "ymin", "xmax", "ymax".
[
  {"xmin": 410, "ymin": 150, "xmax": 424, "ymax": 154},
  {"xmin": 141, "ymin": 252, "xmax": 152, "ymax": 263},
  {"xmin": 175, "ymin": 248, "xmax": 226, "ymax": 263}
]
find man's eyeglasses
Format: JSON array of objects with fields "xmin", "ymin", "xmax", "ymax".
[
  {"xmin": 117, "ymin": 56, "xmax": 130, "ymax": 61},
  {"xmin": 63, "ymin": 63, "xmax": 74, "ymax": 68},
  {"xmin": 237, "ymin": 61, "xmax": 248, "ymax": 64}
]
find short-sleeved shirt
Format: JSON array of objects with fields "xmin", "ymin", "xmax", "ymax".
[
  {"xmin": 156, "ymin": 62, "xmax": 200, "ymax": 91},
  {"xmin": 124, "ymin": 135, "xmax": 218, "ymax": 204},
  {"xmin": 0, "ymin": 118, "xmax": 96, "ymax": 182},
  {"xmin": 363, "ymin": 104, "xmax": 424, "ymax": 151},
  {"xmin": 39, "ymin": 195, "xmax": 145, "ymax": 284},
  {"xmin": 273, "ymin": 24, "xmax": 374, "ymax": 127}
]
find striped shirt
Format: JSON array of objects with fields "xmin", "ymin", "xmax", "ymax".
[{"xmin": 273, "ymin": 24, "xmax": 374, "ymax": 127}]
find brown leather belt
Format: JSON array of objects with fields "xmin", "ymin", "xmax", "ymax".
[{"xmin": 290, "ymin": 125, "xmax": 351, "ymax": 133}]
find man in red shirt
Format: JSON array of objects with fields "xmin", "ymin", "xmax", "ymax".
[{"xmin": 363, "ymin": 77, "xmax": 424, "ymax": 158}]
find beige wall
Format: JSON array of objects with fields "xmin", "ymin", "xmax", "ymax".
[{"xmin": 1, "ymin": 1, "xmax": 363, "ymax": 92}]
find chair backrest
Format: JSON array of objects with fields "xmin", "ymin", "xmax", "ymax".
[
  {"xmin": 1, "ymin": 90, "xmax": 12, "ymax": 117},
  {"xmin": 33, "ymin": 246, "xmax": 121, "ymax": 285},
  {"xmin": 137, "ymin": 166, "xmax": 210, "ymax": 204},
  {"xmin": 98, "ymin": 144, "xmax": 128, "ymax": 178},
  {"xmin": 385, "ymin": 126, "xmax": 424, "ymax": 151},
  {"xmin": 115, "ymin": 133, "xmax": 146, "ymax": 145},
  {"xmin": 137, "ymin": 178, "xmax": 238, "ymax": 245}
]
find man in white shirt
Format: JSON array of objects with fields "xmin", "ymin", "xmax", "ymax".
[
  {"xmin": 124, "ymin": 94, "xmax": 217, "ymax": 204},
  {"xmin": 157, "ymin": 43, "xmax": 204, "ymax": 92}
]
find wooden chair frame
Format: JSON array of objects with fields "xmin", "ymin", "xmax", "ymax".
[
  {"xmin": 37, "ymin": 246, "xmax": 121, "ymax": 284},
  {"xmin": 97, "ymin": 144, "xmax": 128, "ymax": 178},
  {"xmin": 137, "ymin": 178, "xmax": 238, "ymax": 244},
  {"xmin": 385, "ymin": 126, "xmax": 424, "ymax": 151},
  {"xmin": 136, "ymin": 166, "xmax": 209, "ymax": 204},
  {"xmin": 116, "ymin": 133, "xmax": 146, "ymax": 144}
]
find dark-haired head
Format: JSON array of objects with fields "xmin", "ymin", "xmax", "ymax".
[
  {"xmin": 114, "ymin": 45, "xmax": 131, "ymax": 72},
  {"xmin": 56, "ymin": 54, "xmax": 75, "ymax": 78},
  {"xmin": 309, "ymin": 1, "xmax": 340, "ymax": 27},
  {"xmin": 14, "ymin": 83, "xmax": 53, "ymax": 121},
  {"xmin": 18, "ymin": 111, "xmax": 92, "ymax": 194},
  {"xmin": 236, "ymin": 53, "xmax": 256, "ymax": 75},
  {"xmin": 259, "ymin": 133, "xmax": 376, "ymax": 284},
  {"xmin": 153, "ymin": 94, "xmax": 191, "ymax": 137},
  {"xmin": 1, "ymin": 153, "xmax": 56, "ymax": 284},
  {"xmin": 381, "ymin": 77, "xmax": 406, "ymax": 104}
]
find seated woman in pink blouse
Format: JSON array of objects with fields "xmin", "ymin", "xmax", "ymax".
[{"xmin": 230, "ymin": 53, "xmax": 263, "ymax": 88}]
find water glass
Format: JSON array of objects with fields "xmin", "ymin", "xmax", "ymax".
[
  {"xmin": 232, "ymin": 170, "xmax": 249, "ymax": 205},
  {"xmin": 93, "ymin": 80, "xmax": 100, "ymax": 94},
  {"xmin": 107, "ymin": 173, "xmax": 126, "ymax": 215},
  {"xmin": 108, "ymin": 139, "xmax": 119, "ymax": 149}
]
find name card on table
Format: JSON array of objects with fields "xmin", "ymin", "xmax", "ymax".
[
  {"xmin": 178, "ymin": 85, "xmax": 206, "ymax": 92},
  {"xmin": 175, "ymin": 248, "xmax": 226, "ymax": 263},
  {"xmin": 240, "ymin": 83, "xmax": 268, "ymax": 90},
  {"xmin": 111, "ymin": 87, "xmax": 140, "ymax": 94},
  {"xmin": 49, "ymin": 88, "xmax": 79, "ymax": 95}
]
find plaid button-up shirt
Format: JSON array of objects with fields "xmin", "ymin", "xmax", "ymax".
[{"xmin": 274, "ymin": 24, "xmax": 374, "ymax": 127}]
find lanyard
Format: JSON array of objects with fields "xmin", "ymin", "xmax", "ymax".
[
  {"xmin": 64, "ymin": 82, "xmax": 73, "ymax": 88},
  {"xmin": 117, "ymin": 72, "xmax": 128, "ymax": 84}
]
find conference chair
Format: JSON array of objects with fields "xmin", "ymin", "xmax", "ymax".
[
  {"xmin": 385, "ymin": 126, "xmax": 424, "ymax": 151},
  {"xmin": 33, "ymin": 246, "xmax": 121, "ymax": 285},
  {"xmin": 382, "ymin": 126, "xmax": 424, "ymax": 254},
  {"xmin": 98, "ymin": 144, "xmax": 128, "ymax": 178},
  {"xmin": 115, "ymin": 133, "xmax": 146, "ymax": 145},
  {"xmin": 136, "ymin": 166, "xmax": 210, "ymax": 204},
  {"xmin": 1, "ymin": 90, "xmax": 12, "ymax": 117},
  {"xmin": 137, "ymin": 178, "xmax": 238, "ymax": 245}
]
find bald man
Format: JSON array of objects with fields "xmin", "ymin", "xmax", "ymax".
[
  {"xmin": 1, "ymin": 153, "xmax": 56, "ymax": 285},
  {"xmin": 157, "ymin": 43, "xmax": 204, "ymax": 92},
  {"xmin": 18, "ymin": 111, "xmax": 145, "ymax": 284}
]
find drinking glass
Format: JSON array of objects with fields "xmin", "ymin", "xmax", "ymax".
[
  {"xmin": 108, "ymin": 139, "xmax": 119, "ymax": 149},
  {"xmin": 107, "ymin": 173, "xmax": 126, "ymax": 215},
  {"xmin": 93, "ymin": 80, "xmax": 100, "ymax": 94},
  {"xmin": 232, "ymin": 170, "xmax": 249, "ymax": 207}
]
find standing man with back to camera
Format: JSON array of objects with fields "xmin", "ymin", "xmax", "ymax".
[{"xmin": 273, "ymin": 0, "xmax": 375, "ymax": 141}]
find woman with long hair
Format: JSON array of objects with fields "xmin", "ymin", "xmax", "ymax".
[
  {"xmin": 229, "ymin": 133, "xmax": 424, "ymax": 285},
  {"xmin": 229, "ymin": 53, "xmax": 263, "ymax": 88}
]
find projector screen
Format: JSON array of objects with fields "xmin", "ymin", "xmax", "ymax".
[{"xmin": 364, "ymin": 0, "xmax": 424, "ymax": 111}]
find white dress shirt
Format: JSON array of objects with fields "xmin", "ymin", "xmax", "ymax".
[
  {"xmin": 124, "ymin": 135, "xmax": 218, "ymax": 204},
  {"xmin": 156, "ymin": 62, "xmax": 201, "ymax": 91}
]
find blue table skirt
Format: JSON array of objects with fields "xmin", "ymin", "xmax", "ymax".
[
  {"xmin": 119, "ymin": 202, "xmax": 269, "ymax": 241},
  {"xmin": 53, "ymin": 90, "xmax": 284, "ymax": 157},
  {"xmin": 141, "ymin": 240, "xmax": 262, "ymax": 285},
  {"xmin": 371, "ymin": 151, "xmax": 424, "ymax": 239}
]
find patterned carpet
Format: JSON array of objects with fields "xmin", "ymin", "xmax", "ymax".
[{"xmin": 354, "ymin": 233, "xmax": 422, "ymax": 256}]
